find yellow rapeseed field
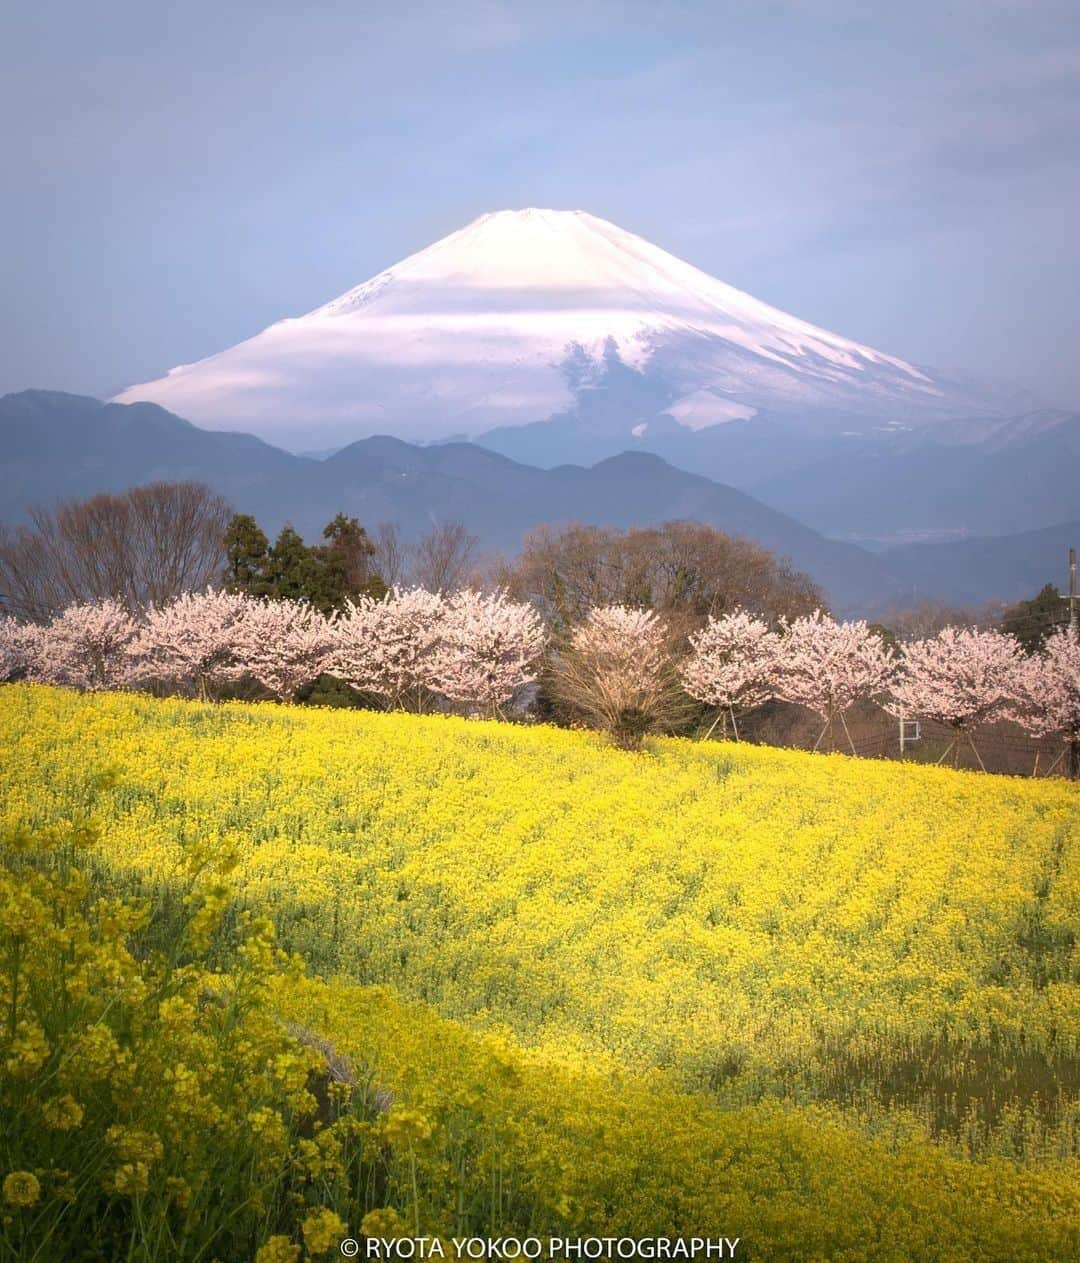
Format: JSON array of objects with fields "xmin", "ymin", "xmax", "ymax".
[{"xmin": 1, "ymin": 684, "xmax": 1078, "ymax": 1259}]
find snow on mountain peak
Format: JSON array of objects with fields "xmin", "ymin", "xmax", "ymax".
[{"xmin": 113, "ymin": 209, "xmax": 1026, "ymax": 449}]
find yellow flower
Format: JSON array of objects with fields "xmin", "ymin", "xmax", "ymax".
[
  {"xmin": 106, "ymin": 1126, "xmax": 164, "ymax": 1168},
  {"xmin": 2, "ymin": 1171, "xmax": 40, "ymax": 1208},
  {"xmin": 4, "ymin": 1020, "xmax": 50, "ymax": 1077},
  {"xmin": 0, "ymin": 886, "xmax": 46, "ymax": 937},
  {"xmin": 246, "ymin": 1106, "xmax": 289, "ymax": 1153},
  {"xmin": 301, "ymin": 1207, "xmax": 347, "ymax": 1256},
  {"xmin": 164, "ymin": 1176, "xmax": 192, "ymax": 1209},
  {"xmin": 42, "ymin": 1094, "xmax": 84, "ymax": 1131},
  {"xmin": 360, "ymin": 1207, "xmax": 408, "ymax": 1239},
  {"xmin": 384, "ymin": 1106, "xmax": 433, "ymax": 1148},
  {"xmin": 293, "ymin": 1131, "xmax": 345, "ymax": 1182},
  {"xmin": 163, "ymin": 1062, "xmax": 204, "ymax": 1112},
  {"xmin": 187, "ymin": 881, "xmax": 232, "ymax": 950},
  {"xmin": 157, "ymin": 994, "xmax": 198, "ymax": 1031},
  {"xmin": 66, "ymin": 1025, "xmax": 122, "ymax": 1083},
  {"xmin": 106, "ymin": 1162, "xmax": 151, "ymax": 1198},
  {"xmin": 254, "ymin": 1237, "xmax": 300, "ymax": 1263},
  {"xmin": 3, "ymin": 678, "xmax": 1080, "ymax": 1263},
  {"xmin": 54, "ymin": 1177, "xmax": 77, "ymax": 1204}
]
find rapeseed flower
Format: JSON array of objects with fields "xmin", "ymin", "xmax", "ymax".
[
  {"xmin": 254, "ymin": 1237, "xmax": 301, "ymax": 1263},
  {"xmin": 41, "ymin": 1094, "xmax": 84, "ymax": 1131},
  {"xmin": 1, "ymin": 685, "xmax": 1078, "ymax": 1261},
  {"xmin": 3, "ymin": 1021, "xmax": 49, "ymax": 1077},
  {"xmin": 360, "ymin": 1207, "xmax": 408, "ymax": 1238},
  {"xmin": 301, "ymin": 1207, "xmax": 347, "ymax": 1255},
  {"xmin": 2, "ymin": 1172, "xmax": 40, "ymax": 1208}
]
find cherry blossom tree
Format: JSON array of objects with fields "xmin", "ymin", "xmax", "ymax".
[
  {"xmin": 0, "ymin": 615, "xmax": 39, "ymax": 683},
  {"xmin": 774, "ymin": 610, "xmax": 896, "ymax": 754},
  {"xmin": 332, "ymin": 587, "xmax": 446, "ymax": 711},
  {"xmin": 231, "ymin": 598, "xmax": 338, "ymax": 702},
  {"xmin": 887, "ymin": 626, "xmax": 1026, "ymax": 769},
  {"xmin": 680, "ymin": 610, "xmax": 779, "ymax": 740},
  {"xmin": 548, "ymin": 605, "xmax": 687, "ymax": 749},
  {"xmin": 132, "ymin": 589, "xmax": 251, "ymax": 701},
  {"xmin": 1012, "ymin": 629, "xmax": 1080, "ymax": 778},
  {"xmin": 430, "ymin": 589, "xmax": 546, "ymax": 716},
  {"xmin": 32, "ymin": 599, "xmax": 140, "ymax": 692}
]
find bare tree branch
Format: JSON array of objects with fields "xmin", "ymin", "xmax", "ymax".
[
  {"xmin": 0, "ymin": 483, "xmax": 232, "ymax": 620},
  {"xmin": 410, "ymin": 521, "xmax": 478, "ymax": 594}
]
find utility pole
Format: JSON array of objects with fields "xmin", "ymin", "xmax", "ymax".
[{"xmin": 1065, "ymin": 548, "xmax": 1079, "ymax": 635}]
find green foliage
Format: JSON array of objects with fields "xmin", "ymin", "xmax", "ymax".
[
  {"xmin": 318, "ymin": 513, "xmax": 387, "ymax": 605},
  {"xmin": 221, "ymin": 513, "xmax": 386, "ymax": 614},
  {"xmin": 223, "ymin": 514, "xmax": 272, "ymax": 596},
  {"xmin": 868, "ymin": 621, "xmax": 900, "ymax": 653},
  {"xmin": 1002, "ymin": 583, "xmax": 1066, "ymax": 653},
  {"xmin": 298, "ymin": 673, "xmax": 369, "ymax": 709},
  {"xmin": 266, "ymin": 525, "xmax": 326, "ymax": 604}
]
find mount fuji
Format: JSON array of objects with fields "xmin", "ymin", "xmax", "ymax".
[{"xmin": 113, "ymin": 209, "xmax": 1036, "ymax": 454}]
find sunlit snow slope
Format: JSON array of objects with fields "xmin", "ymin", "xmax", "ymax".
[{"xmin": 114, "ymin": 209, "xmax": 1027, "ymax": 449}]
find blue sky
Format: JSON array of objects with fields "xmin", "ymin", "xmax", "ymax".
[{"xmin": 2, "ymin": 0, "xmax": 1078, "ymax": 407}]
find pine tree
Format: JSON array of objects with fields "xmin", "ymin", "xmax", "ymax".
[
  {"xmin": 225, "ymin": 513, "xmax": 387, "ymax": 614},
  {"xmin": 265, "ymin": 526, "xmax": 324, "ymax": 604},
  {"xmin": 314, "ymin": 514, "xmax": 386, "ymax": 608},
  {"xmin": 223, "ymin": 515, "xmax": 271, "ymax": 595}
]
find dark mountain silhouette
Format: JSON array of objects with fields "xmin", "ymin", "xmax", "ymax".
[
  {"xmin": 480, "ymin": 407, "xmax": 1080, "ymax": 544},
  {"xmin": 885, "ymin": 519, "xmax": 1080, "ymax": 605},
  {"xmin": 1, "ymin": 389, "xmax": 297, "ymax": 507},
  {"xmin": 4, "ymin": 390, "xmax": 1072, "ymax": 613},
  {"xmin": 2, "ymin": 390, "xmax": 905, "ymax": 612}
]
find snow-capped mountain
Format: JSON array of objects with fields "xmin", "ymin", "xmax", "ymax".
[{"xmin": 114, "ymin": 209, "xmax": 1036, "ymax": 450}]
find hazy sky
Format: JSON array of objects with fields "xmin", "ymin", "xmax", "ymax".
[{"xmin": 2, "ymin": 0, "xmax": 1078, "ymax": 407}]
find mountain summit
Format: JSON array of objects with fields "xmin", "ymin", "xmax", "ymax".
[{"xmin": 114, "ymin": 209, "xmax": 1034, "ymax": 450}]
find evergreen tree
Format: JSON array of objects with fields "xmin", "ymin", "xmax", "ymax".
[
  {"xmin": 315, "ymin": 514, "xmax": 386, "ymax": 606},
  {"xmin": 223, "ymin": 515, "xmax": 271, "ymax": 595},
  {"xmin": 223, "ymin": 512, "xmax": 387, "ymax": 614},
  {"xmin": 265, "ymin": 525, "xmax": 325, "ymax": 604},
  {"xmin": 1001, "ymin": 584, "xmax": 1064, "ymax": 653}
]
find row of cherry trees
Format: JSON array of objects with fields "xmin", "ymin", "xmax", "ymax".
[
  {"xmin": 682, "ymin": 609, "xmax": 1079, "ymax": 771},
  {"xmin": 1, "ymin": 591, "xmax": 1078, "ymax": 772},
  {"xmin": 0, "ymin": 589, "xmax": 545, "ymax": 716}
]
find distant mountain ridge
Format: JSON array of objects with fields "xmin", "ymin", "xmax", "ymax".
[
  {"xmin": 885, "ymin": 520, "xmax": 1080, "ymax": 605},
  {"xmin": 2, "ymin": 390, "xmax": 1071, "ymax": 614},
  {"xmin": 745, "ymin": 410, "xmax": 1080, "ymax": 542},
  {"xmin": 1, "ymin": 390, "xmax": 899, "ymax": 613}
]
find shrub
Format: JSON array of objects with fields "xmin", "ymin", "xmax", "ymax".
[{"xmin": 547, "ymin": 605, "xmax": 688, "ymax": 748}]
